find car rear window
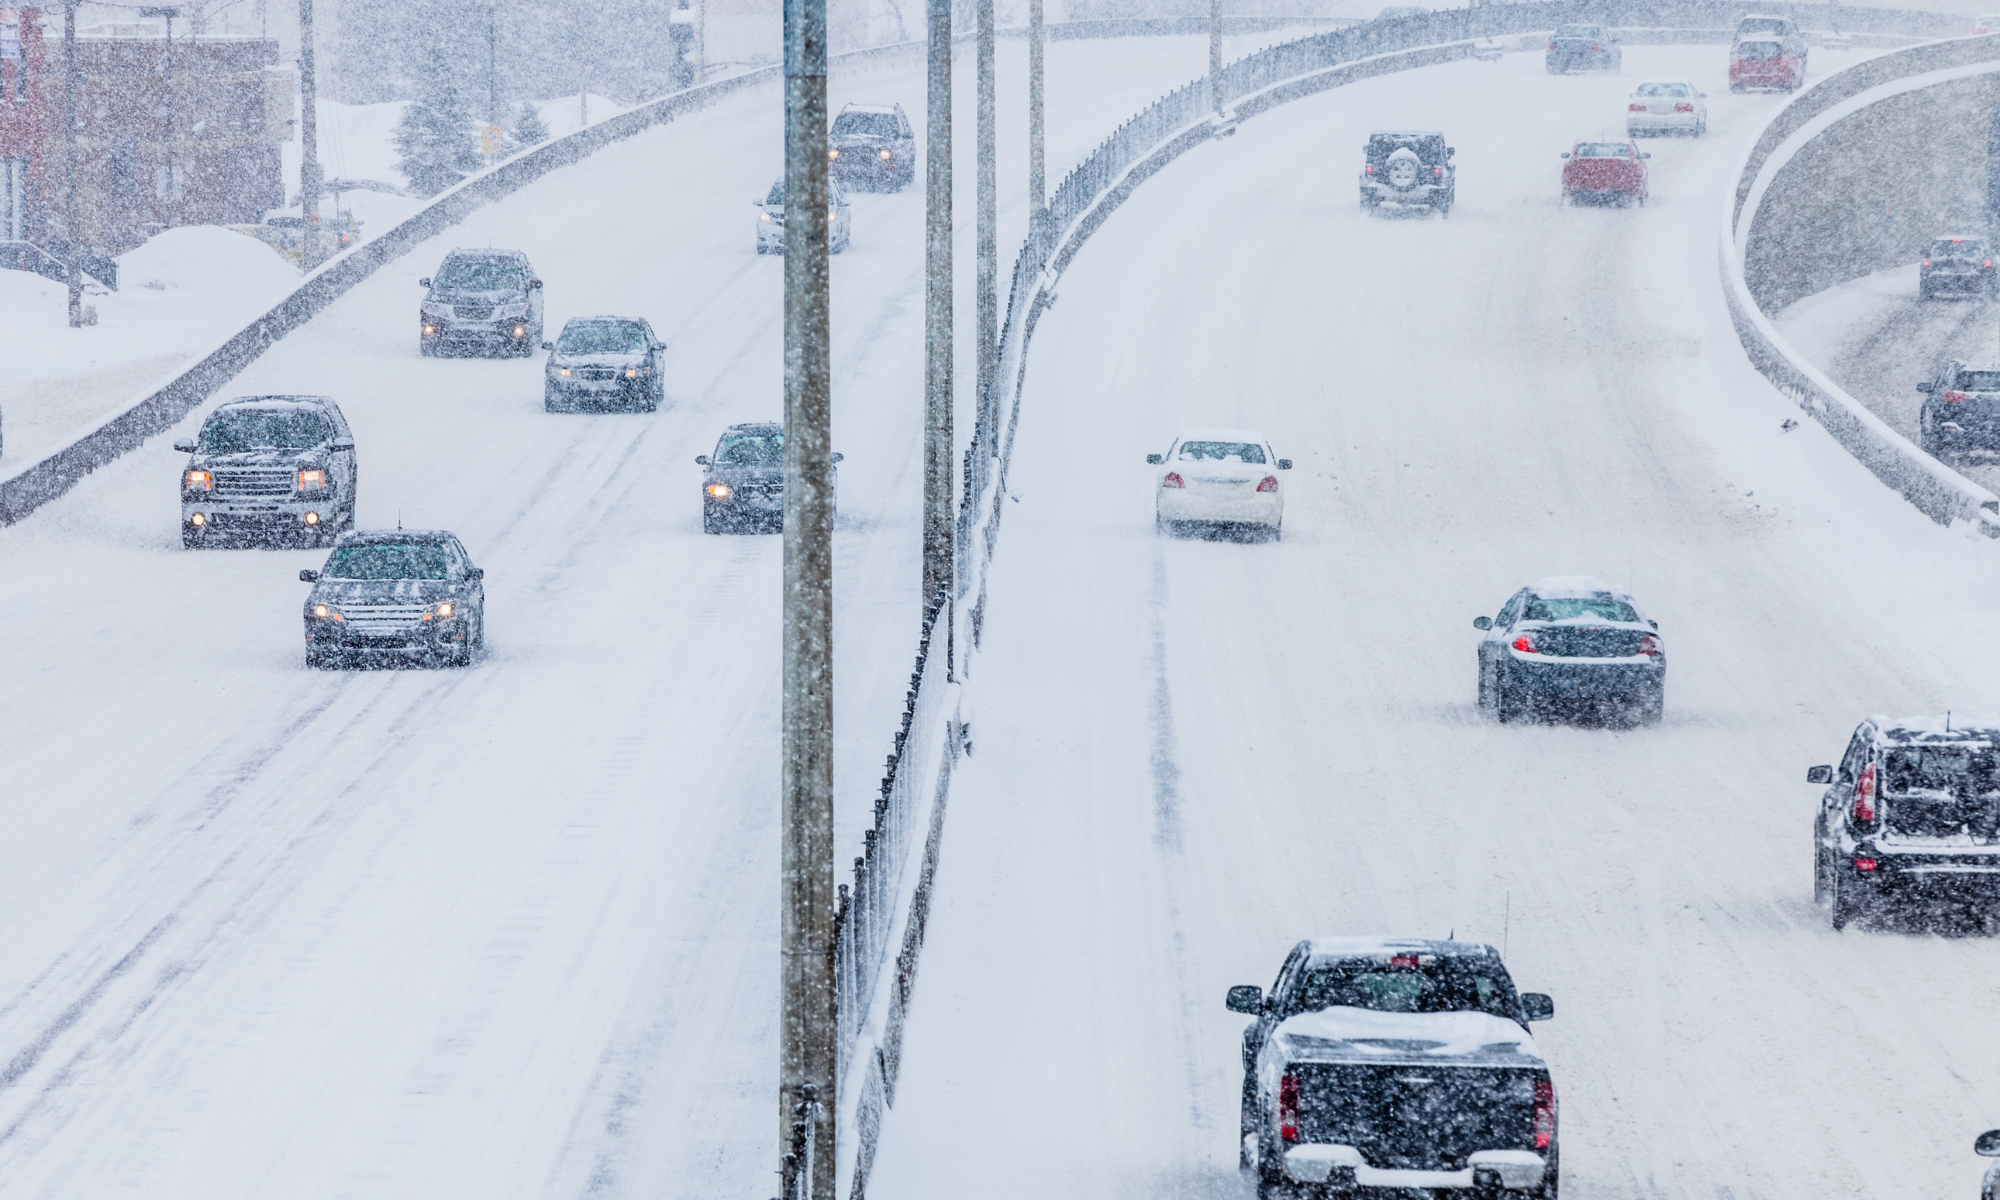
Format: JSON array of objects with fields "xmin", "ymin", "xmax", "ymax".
[
  {"xmin": 201, "ymin": 408, "xmax": 327, "ymax": 451},
  {"xmin": 832, "ymin": 111, "xmax": 901, "ymax": 137},
  {"xmin": 434, "ymin": 259, "xmax": 525, "ymax": 290},
  {"xmin": 1934, "ymin": 239, "xmax": 1985, "ymax": 257},
  {"xmin": 1884, "ymin": 745, "xmax": 1999, "ymax": 793},
  {"xmin": 1737, "ymin": 18, "xmax": 1786, "ymax": 33},
  {"xmin": 324, "ymin": 544, "xmax": 451, "ymax": 580},
  {"xmin": 1955, "ymin": 370, "xmax": 2000, "ymax": 391},
  {"xmin": 1524, "ymin": 595, "xmax": 1639, "ymax": 623},
  {"xmin": 717, "ymin": 430, "xmax": 784, "ymax": 463},
  {"xmin": 1635, "ymin": 82, "xmax": 1689, "ymax": 97},
  {"xmin": 1733, "ymin": 40, "xmax": 1783, "ymax": 59},
  {"xmin": 559, "ymin": 322, "xmax": 647, "ymax": 354},
  {"xmin": 1553, "ymin": 24, "xmax": 1601, "ymax": 37},
  {"xmin": 1292, "ymin": 956, "xmax": 1520, "ymax": 1020},
  {"xmin": 1574, "ymin": 143, "xmax": 1632, "ymax": 158},
  {"xmin": 1174, "ymin": 441, "xmax": 1266, "ymax": 464}
]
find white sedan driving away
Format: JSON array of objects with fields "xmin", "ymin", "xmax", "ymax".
[
  {"xmin": 1146, "ymin": 428, "xmax": 1292, "ymax": 539},
  {"xmin": 1626, "ymin": 79, "xmax": 1706, "ymax": 136}
]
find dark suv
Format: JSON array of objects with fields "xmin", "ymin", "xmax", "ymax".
[
  {"xmin": 1546, "ymin": 23, "xmax": 1620, "ymax": 73},
  {"xmin": 1917, "ymin": 359, "xmax": 2000, "ymax": 461},
  {"xmin": 419, "ymin": 249, "xmax": 544, "ymax": 357},
  {"xmin": 1920, "ymin": 236, "xmax": 1995, "ymax": 299},
  {"xmin": 543, "ymin": 316, "xmax": 666, "ymax": 412},
  {"xmin": 1359, "ymin": 130, "xmax": 1455, "ymax": 217},
  {"xmin": 828, "ymin": 102, "xmax": 915, "ymax": 191},
  {"xmin": 696, "ymin": 422, "xmax": 840, "ymax": 533},
  {"xmin": 1473, "ymin": 577, "xmax": 1663, "ymax": 725},
  {"xmin": 1809, "ymin": 716, "xmax": 2000, "ymax": 929},
  {"xmin": 299, "ymin": 529, "xmax": 486, "ymax": 668},
  {"xmin": 175, "ymin": 395, "xmax": 357, "ymax": 548}
]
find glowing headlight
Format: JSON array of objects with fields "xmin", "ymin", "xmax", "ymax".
[
  {"xmin": 298, "ymin": 469, "xmax": 326, "ymax": 491},
  {"xmin": 707, "ymin": 482, "xmax": 732, "ymax": 499},
  {"xmin": 761, "ymin": 212, "xmax": 773, "ymax": 222},
  {"xmin": 828, "ymin": 148, "xmax": 840, "ymax": 159},
  {"xmin": 313, "ymin": 604, "xmax": 330, "ymax": 618},
  {"xmin": 626, "ymin": 368, "xmax": 638, "ymax": 378},
  {"xmin": 435, "ymin": 601, "xmax": 455, "ymax": 618},
  {"xmin": 512, "ymin": 324, "xmax": 526, "ymax": 337},
  {"xmin": 560, "ymin": 367, "xmax": 570, "ymax": 376},
  {"xmin": 185, "ymin": 469, "xmax": 212, "ymax": 490},
  {"xmin": 423, "ymin": 323, "xmax": 436, "ymax": 336},
  {"xmin": 879, "ymin": 149, "xmax": 892, "ymax": 159}
]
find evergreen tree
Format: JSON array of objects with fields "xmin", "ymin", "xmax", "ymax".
[
  {"xmin": 393, "ymin": 75, "xmax": 481, "ymax": 196},
  {"xmin": 511, "ymin": 100, "xmax": 552, "ymax": 148}
]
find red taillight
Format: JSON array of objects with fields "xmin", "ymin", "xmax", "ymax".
[
  {"xmin": 1985, "ymin": 259, "xmax": 1992, "ymax": 268},
  {"xmin": 1590, "ymin": 42, "xmax": 1601, "ymax": 50},
  {"xmin": 1855, "ymin": 857, "xmax": 1879, "ymax": 871},
  {"xmin": 1532, "ymin": 1078, "xmax": 1555, "ymax": 1149},
  {"xmin": 1629, "ymin": 103, "xmax": 1647, "ymax": 111},
  {"xmin": 1389, "ymin": 953, "xmax": 1420, "ymax": 967},
  {"xmin": 1512, "ymin": 634, "xmax": 1537, "ymax": 654},
  {"xmin": 1674, "ymin": 102, "xmax": 1694, "ymax": 112},
  {"xmin": 1363, "ymin": 164, "xmax": 1373, "ymax": 173},
  {"xmin": 1279, "ymin": 1072, "xmax": 1301, "ymax": 1143},
  {"xmin": 1854, "ymin": 762, "xmax": 1877, "ymax": 825},
  {"xmin": 1548, "ymin": 41, "xmax": 1556, "ymax": 50},
  {"xmin": 1256, "ymin": 475, "xmax": 1279, "ymax": 493},
  {"xmin": 1162, "ymin": 471, "xmax": 1185, "ymax": 488},
  {"xmin": 1433, "ymin": 166, "xmax": 1443, "ymax": 176},
  {"xmin": 1637, "ymin": 634, "xmax": 1661, "ymax": 658},
  {"xmin": 1945, "ymin": 390, "xmax": 1969, "ymax": 404},
  {"xmin": 1923, "ymin": 258, "xmax": 1931, "ymax": 266}
]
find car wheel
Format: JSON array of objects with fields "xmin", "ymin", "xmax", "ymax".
[
  {"xmin": 1495, "ymin": 669, "xmax": 1526, "ymax": 723},
  {"xmin": 419, "ymin": 339, "xmax": 437, "ymax": 357},
  {"xmin": 306, "ymin": 649, "xmax": 336, "ymax": 670},
  {"xmin": 703, "ymin": 506, "xmax": 724, "ymax": 535},
  {"xmin": 1830, "ymin": 864, "xmax": 1863, "ymax": 930},
  {"xmin": 449, "ymin": 636, "xmax": 473, "ymax": 667},
  {"xmin": 1477, "ymin": 658, "xmax": 1494, "ymax": 712}
]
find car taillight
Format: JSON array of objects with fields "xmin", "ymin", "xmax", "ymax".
[
  {"xmin": 1512, "ymin": 634, "xmax": 1537, "ymax": 654},
  {"xmin": 1257, "ymin": 475, "xmax": 1279, "ymax": 493},
  {"xmin": 1945, "ymin": 390, "xmax": 1969, "ymax": 404},
  {"xmin": 1591, "ymin": 42, "xmax": 1602, "ymax": 50},
  {"xmin": 1855, "ymin": 857, "xmax": 1879, "ymax": 871},
  {"xmin": 1532, "ymin": 1078, "xmax": 1555, "ymax": 1149},
  {"xmin": 1986, "ymin": 259, "xmax": 1993, "ymax": 268},
  {"xmin": 1637, "ymin": 633, "xmax": 1661, "ymax": 658},
  {"xmin": 1854, "ymin": 762, "xmax": 1877, "ymax": 826},
  {"xmin": 1363, "ymin": 164, "xmax": 1373, "ymax": 173},
  {"xmin": 1548, "ymin": 41, "xmax": 1556, "ymax": 50},
  {"xmin": 1629, "ymin": 103, "xmax": 1647, "ymax": 111},
  {"xmin": 1162, "ymin": 471, "xmax": 1186, "ymax": 488},
  {"xmin": 1674, "ymin": 102, "xmax": 1694, "ymax": 111},
  {"xmin": 1922, "ymin": 258, "xmax": 1931, "ymax": 266},
  {"xmin": 1279, "ymin": 1072, "xmax": 1301, "ymax": 1143}
]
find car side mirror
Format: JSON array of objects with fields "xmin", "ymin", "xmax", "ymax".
[
  {"xmin": 329, "ymin": 438, "xmax": 355, "ymax": 452},
  {"xmin": 1977, "ymin": 1130, "xmax": 2000, "ymax": 1157},
  {"xmin": 1226, "ymin": 985, "xmax": 1263, "ymax": 1014},
  {"xmin": 1447, "ymin": 147, "xmax": 1455, "ymax": 157},
  {"xmin": 418, "ymin": 277, "xmax": 431, "ymax": 288},
  {"xmin": 1521, "ymin": 993, "xmax": 1554, "ymax": 1021},
  {"xmin": 1917, "ymin": 381, "xmax": 1934, "ymax": 393},
  {"xmin": 465, "ymin": 567, "xmax": 484, "ymax": 581},
  {"xmin": 1698, "ymin": 92, "xmax": 1707, "ymax": 97},
  {"xmin": 299, "ymin": 569, "xmax": 319, "ymax": 582},
  {"xmin": 1146, "ymin": 453, "xmax": 1163, "ymax": 465},
  {"xmin": 530, "ymin": 279, "xmax": 543, "ymax": 289},
  {"xmin": 1640, "ymin": 152, "xmax": 1652, "ymax": 159},
  {"xmin": 1648, "ymin": 619, "xmax": 1658, "ymax": 629},
  {"xmin": 832, "ymin": 452, "xmax": 844, "ymax": 463},
  {"xmin": 695, "ymin": 455, "xmax": 710, "ymax": 466},
  {"xmin": 654, "ymin": 341, "xmax": 668, "ymax": 352},
  {"xmin": 541, "ymin": 341, "xmax": 554, "ymax": 351},
  {"xmin": 1277, "ymin": 459, "xmax": 1293, "ymax": 470},
  {"xmin": 1560, "ymin": 152, "xmax": 1571, "ymax": 159},
  {"xmin": 1474, "ymin": 616, "xmax": 1493, "ymax": 630},
  {"xmin": 1807, "ymin": 765, "xmax": 1834, "ymax": 784},
  {"xmin": 173, "ymin": 438, "xmax": 197, "ymax": 453}
]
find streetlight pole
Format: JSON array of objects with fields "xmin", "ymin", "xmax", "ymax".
[
  {"xmin": 975, "ymin": 0, "xmax": 995, "ymax": 445},
  {"xmin": 779, "ymin": 0, "xmax": 835, "ymax": 1185},
  {"xmin": 922, "ymin": 0, "xmax": 952, "ymax": 608},
  {"xmin": 1209, "ymin": 0, "xmax": 1222, "ymax": 113},
  {"xmin": 297, "ymin": 0, "xmax": 321, "ymax": 267},
  {"xmin": 1028, "ymin": 0, "xmax": 1044, "ymax": 251},
  {"xmin": 62, "ymin": 0, "xmax": 80, "ymax": 327},
  {"xmin": 140, "ymin": 7, "xmax": 181, "ymax": 226},
  {"xmin": 486, "ymin": 5, "xmax": 498, "ymax": 124}
]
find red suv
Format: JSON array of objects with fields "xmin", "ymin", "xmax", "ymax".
[{"xmin": 1730, "ymin": 39, "xmax": 1801, "ymax": 91}]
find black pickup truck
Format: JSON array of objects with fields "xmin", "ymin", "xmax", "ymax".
[{"xmin": 1228, "ymin": 937, "xmax": 1559, "ymax": 1199}]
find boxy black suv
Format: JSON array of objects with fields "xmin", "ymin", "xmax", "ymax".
[
  {"xmin": 1359, "ymin": 130, "xmax": 1455, "ymax": 217},
  {"xmin": 419, "ymin": 249, "xmax": 544, "ymax": 357},
  {"xmin": 1917, "ymin": 359, "xmax": 2000, "ymax": 461},
  {"xmin": 1809, "ymin": 716, "xmax": 2000, "ymax": 929},
  {"xmin": 300, "ymin": 529, "xmax": 486, "ymax": 668},
  {"xmin": 828, "ymin": 102, "xmax": 915, "ymax": 191},
  {"xmin": 1920, "ymin": 236, "xmax": 1996, "ymax": 299},
  {"xmin": 176, "ymin": 395, "xmax": 357, "ymax": 548}
]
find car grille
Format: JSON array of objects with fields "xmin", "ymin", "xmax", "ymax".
[
  {"xmin": 578, "ymin": 367, "xmax": 620, "ymax": 381},
  {"xmin": 213, "ymin": 469, "xmax": 294, "ymax": 497},
  {"xmin": 733, "ymin": 482, "xmax": 782, "ymax": 499},
  {"xmin": 340, "ymin": 604, "xmax": 429, "ymax": 633},
  {"xmin": 453, "ymin": 305, "xmax": 493, "ymax": 320}
]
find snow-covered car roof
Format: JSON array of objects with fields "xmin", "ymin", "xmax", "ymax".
[
  {"xmin": 839, "ymin": 103, "xmax": 902, "ymax": 115},
  {"xmin": 1526, "ymin": 575, "xmax": 1632, "ymax": 600},
  {"xmin": 726, "ymin": 421, "xmax": 782, "ymax": 432},
  {"xmin": 217, "ymin": 394, "xmax": 335, "ymax": 411},
  {"xmin": 335, "ymin": 529, "xmax": 460, "ymax": 547},
  {"xmin": 565, "ymin": 314, "xmax": 650, "ymax": 326},
  {"xmin": 1368, "ymin": 128, "xmax": 1443, "ymax": 137},
  {"xmin": 444, "ymin": 247, "xmax": 529, "ymax": 260},
  {"xmin": 1860, "ymin": 715, "xmax": 2000, "ymax": 743},
  {"xmin": 1174, "ymin": 427, "xmax": 1270, "ymax": 444},
  {"xmin": 1298, "ymin": 936, "xmax": 1501, "ymax": 962}
]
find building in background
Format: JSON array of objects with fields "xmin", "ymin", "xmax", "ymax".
[{"xmin": 0, "ymin": 6, "xmax": 289, "ymax": 259}]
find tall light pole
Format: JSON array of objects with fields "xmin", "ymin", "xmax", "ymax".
[
  {"xmin": 779, "ymin": 0, "xmax": 835, "ymax": 1184},
  {"xmin": 922, "ymin": 0, "xmax": 952, "ymax": 607},
  {"xmin": 486, "ymin": 5, "xmax": 498, "ymax": 124},
  {"xmin": 1209, "ymin": 0, "xmax": 1223, "ymax": 113},
  {"xmin": 63, "ymin": 0, "xmax": 81, "ymax": 327},
  {"xmin": 975, "ymin": 0, "xmax": 996, "ymax": 446},
  {"xmin": 297, "ymin": 0, "xmax": 321, "ymax": 267},
  {"xmin": 139, "ymin": 7, "xmax": 180, "ymax": 227},
  {"xmin": 1028, "ymin": 0, "xmax": 1044, "ymax": 250}
]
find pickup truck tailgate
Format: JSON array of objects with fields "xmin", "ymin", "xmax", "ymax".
[{"xmin": 1297, "ymin": 1061, "xmax": 1542, "ymax": 1169}]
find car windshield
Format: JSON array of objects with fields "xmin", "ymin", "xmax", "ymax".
[
  {"xmin": 717, "ymin": 430, "xmax": 784, "ymax": 464},
  {"xmin": 323, "ymin": 544, "xmax": 452, "ymax": 580},
  {"xmin": 1737, "ymin": 18, "xmax": 1785, "ymax": 32},
  {"xmin": 1293, "ymin": 957, "xmax": 1520, "ymax": 1019},
  {"xmin": 1554, "ymin": 25, "xmax": 1600, "ymax": 37},
  {"xmin": 559, "ymin": 322, "xmax": 647, "ymax": 354},
  {"xmin": 1635, "ymin": 82, "xmax": 1690, "ymax": 97},
  {"xmin": 1734, "ymin": 41, "xmax": 1783, "ymax": 59},
  {"xmin": 1934, "ymin": 240, "xmax": 1984, "ymax": 257},
  {"xmin": 832, "ymin": 111, "xmax": 900, "ymax": 137},
  {"xmin": 434, "ymin": 259, "xmax": 525, "ymax": 290},
  {"xmin": 1955, "ymin": 370, "xmax": 2000, "ymax": 391},
  {"xmin": 1884, "ymin": 745, "xmax": 2000, "ymax": 794},
  {"xmin": 766, "ymin": 181, "xmax": 787, "ymax": 206},
  {"xmin": 1574, "ymin": 143, "xmax": 1632, "ymax": 158},
  {"xmin": 1524, "ymin": 595, "xmax": 1639, "ymax": 623},
  {"xmin": 201, "ymin": 408, "xmax": 326, "ymax": 451},
  {"xmin": 1175, "ymin": 440, "xmax": 1266, "ymax": 463}
]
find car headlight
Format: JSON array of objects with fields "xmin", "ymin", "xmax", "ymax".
[
  {"xmin": 879, "ymin": 149, "xmax": 892, "ymax": 159},
  {"xmin": 433, "ymin": 601, "xmax": 456, "ymax": 619},
  {"xmin": 828, "ymin": 148, "xmax": 840, "ymax": 159},
  {"xmin": 559, "ymin": 367, "xmax": 570, "ymax": 376},
  {"xmin": 312, "ymin": 603, "xmax": 337, "ymax": 619},
  {"xmin": 626, "ymin": 367, "xmax": 639, "ymax": 378},
  {"xmin": 707, "ymin": 482, "xmax": 732, "ymax": 499},
  {"xmin": 185, "ymin": 469, "xmax": 212, "ymax": 490},
  {"xmin": 298, "ymin": 468, "xmax": 327, "ymax": 491},
  {"xmin": 761, "ymin": 212, "xmax": 774, "ymax": 222}
]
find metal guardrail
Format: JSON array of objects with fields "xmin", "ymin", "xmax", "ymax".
[{"xmin": 1719, "ymin": 42, "xmax": 2000, "ymax": 535}]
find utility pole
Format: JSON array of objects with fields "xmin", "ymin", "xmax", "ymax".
[
  {"xmin": 1209, "ymin": 0, "xmax": 1222, "ymax": 113},
  {"xmin": 779, "ymin": 0, "xmax": 835, "ymax": 1183},
  {"xmin": 140, "ymin": 7, "xmax": 181, "ymax": 226},
  {"xmin": 297, "ymin": 0, "xmax": 322, "ymax": 267},
  {"xmin": 486, "ymin": 5, "xmax": 498, "ymax": 124},
  {"xmin": 1028, "ymin": 0, "xmax": 1044, "ymax": 251},
  {"xmin": 922, "ymin": 0, "xmax": 952, "ymax": 607},
  {"xmin": 975, "ymin": 0, "xmax": 996, "ymax": 447},
  {"xmin": 62, "ymin": 0, "xmax": 80, "ymax": 327}
]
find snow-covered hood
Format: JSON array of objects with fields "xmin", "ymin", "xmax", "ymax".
[
  {"xmin": 309, "ymin": 578, "xmax": 452, "ymax": 606},
  {"xmin": 706, "ymin": 459, "xmax": 782, "ymax": 484},
  {"xmin": 429, "ymin": 288, "xmax": 526, "ymax": 306},
  {"xmin": 549, "ymin": 350, "xmax": 649, "ymax": 370},
  {"xmin": 190, "ymin": 448, "xmax": 325, "ymax": 470},
  {"xmin": 1273, "ymin": 1006, "xmax": 1544, "ymax": 1067}
]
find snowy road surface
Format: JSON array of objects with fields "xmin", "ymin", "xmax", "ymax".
[
  {"xmin": 0, "ymin": 35, "xmax": 1240, "ymax": 1199},
  {"xmin": 867, "ymin": 45, "xmax": 2000, "ymax": 1200}
]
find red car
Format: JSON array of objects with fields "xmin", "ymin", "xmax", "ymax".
[
  {"xmin": 1730, "ymin": 39, "xmax": 1802, "ymax": 91},
  {"xmin": 1561, "ymin": 139, "xmax": 1650, "ymax": 207}
]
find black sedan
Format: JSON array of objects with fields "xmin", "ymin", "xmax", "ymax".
[
  {"xmin": 543, "ymin": 316, "xmax": 666, "ymax": 412},
  {"xmin": 696, "ymin": 422, "xmax": 840, "ymax": 533},
  {"xmin": 1475, "ymin": 577, "xmax": 1663, "ymax": 725},
  {"xmin": 300, "ymin": 529, "xmax": 486, "ymax": 668}
]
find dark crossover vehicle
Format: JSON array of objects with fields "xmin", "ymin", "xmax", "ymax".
[
  {"xmin": 418, "ymin": 249, "xmax": 544, "ymax": 357},
  {"xmin": 1977, "ymin": 1129, "xmax": 2000, "ymax": 1198},
  {"xmin": 175, "ymin": 395, "xmax": 357, "ymax": 548},
  {"xmin": 695, "ymin": 422, "xmax": 841, "ymax": 533},
  {"xmin": 1545, "ymin": 23, "xmax": 1619, "ymax": 73},
  {"xmin": 1920, "ymin": 236, "xmax": 1996, "ymax": 299},
  {"xmin": 828, "ymin": 102, "xmax": 915, "ymax": 191},
  {"xmin": 1359, "ymin": 131, "xmax": 1455, "ymax": 217},
  {"xmin": 1917, "ymin": 359, "xmax": 2000, "ymax": 461},
  {"xmin": 756, "ymin": 179, "xmax": 852, "ymax": 255},
  {"xmin": 1733, "ymin": 13, "xmax": 1807, "ymax": 65},
  {"xmin": 1228, "ymin": 937, "xmax": 1558, "ymax": 1200},
  {"xmin": 542, "ymin": 316, "xmax": 666, "ymax": 412},
  {"xmin": 1474, "ymin": 577, "xmax": 1663, "ymax": 725},
  {"xmin": 1809, "ymin": 716, "xmax": 2000, "ymax": 930},
  {"xmin": 299, "ymin": 529, "xmax": 486, "ymax": 668}
]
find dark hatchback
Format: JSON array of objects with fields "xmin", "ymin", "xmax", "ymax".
[
  {"xmin": 1546, "ymin": 23, "xmax": 1619, "ymax": 72},
  {"xmin": 1810, "ymin": 716, "xmax": 2000, "ymax": 929},
  {"xmin": 828, "ymin": 102, "xmax": 915, "ymax": 191},
  {"xmin": 1920, "ymin": 236, "xmax": 1996, "ymax": 299},
  {"xmin": 543, "ymin": 316, "xmax": 666, "ymax": 412},
  {"xmin": 1918, "ymin": 359, "xmax": 2000, "ymax": 461},
  {"xmin": 176, "ymin": 395, "xmax": 358, "ymax": 549},
  {"xmin": 300, "ymin": 530, "xmax": 486, "ymax": 668},
  {"xmin": 1475, "ymin": 578, "xmax": 1663, "ymax": 725},
  {"xmin": 696, "ymin": 422, "xmax": 840, "ymax": 533}
]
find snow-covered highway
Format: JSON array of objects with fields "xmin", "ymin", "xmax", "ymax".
[{"xmin": 868, "ymin": 43, "xmax": 2000, "ymax": 1200}]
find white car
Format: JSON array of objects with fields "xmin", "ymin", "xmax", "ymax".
[
  {"xmin": 1626, "ymin": 79, "xmax": 1706, "ymax": 136},
  {"xmin": 1146, "ymin": 427, "xmax": 1291, "ymax": 538},
  {"xmin": 1976, "ymin": 13, "xmax": 2000, "ymax": 34},
  {"xmin": 755, "ymin": 177, "xmax": 851, "ymax": 255}
]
